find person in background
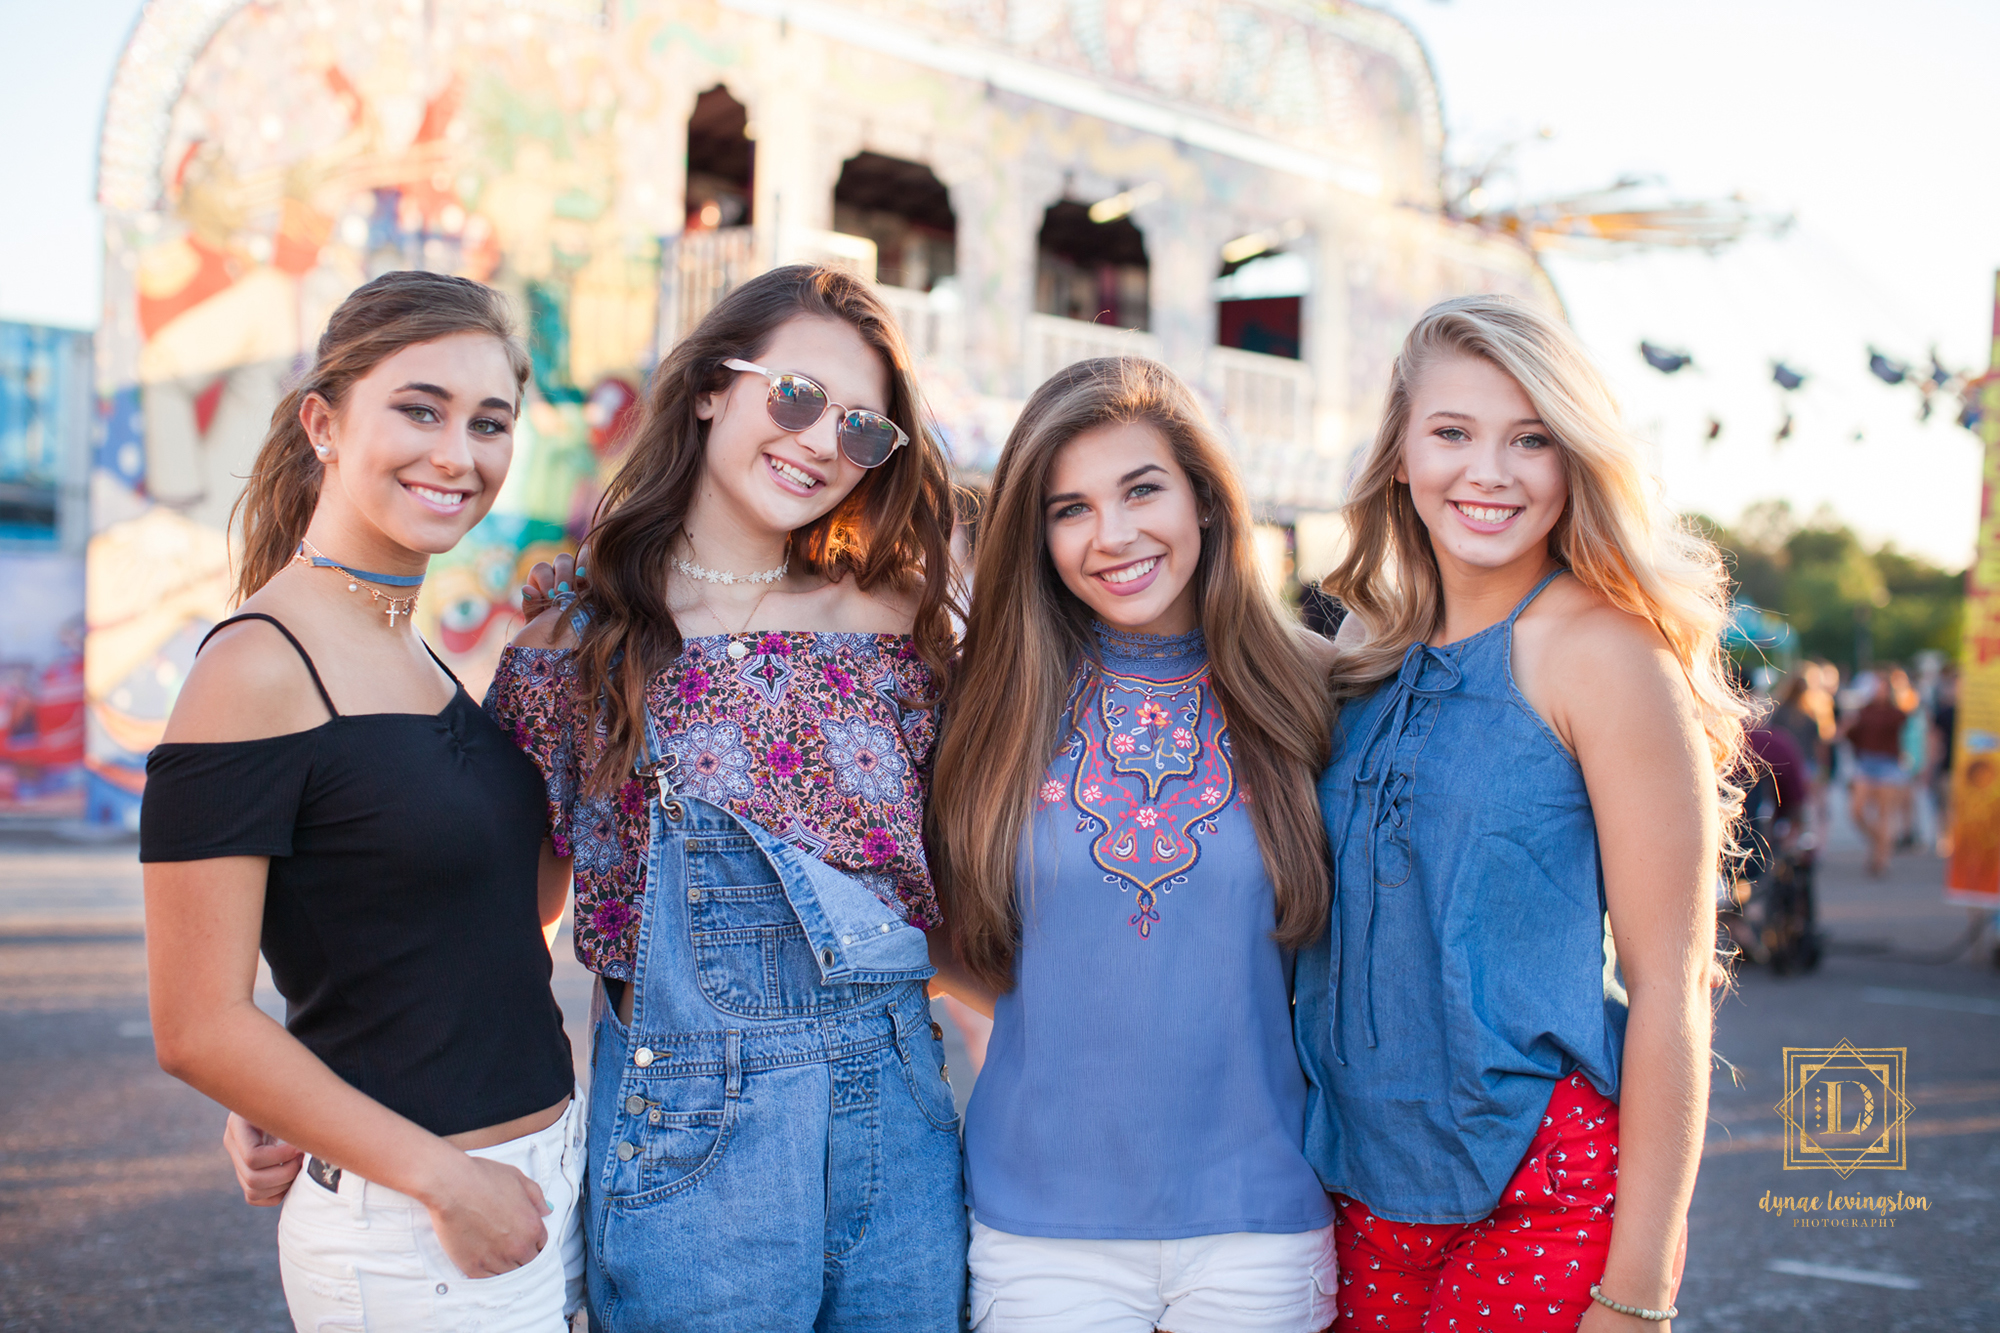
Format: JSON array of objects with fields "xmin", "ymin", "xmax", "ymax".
[
  {"xmin": 1808, "ymin": 661, "xmax": 1842, "ymax": 836},
  {"xmin": 1841, "ymin": 666, "xmax": 1914, "ymax": 876},
  {"xmin": 1298, "ymin": 580, "xmax": 1347, "ymax": 639},
  {"xmin": 1898, "ymin": 667, "xmax": 1937, "ymax": 850},
  {"xmin": 1769, "ymin": 667, "xmax": 1832, "ymax": 846},
  {"xmin": 1746, "ymin": 701, "xmax": 1810, "ymax": 843},
  {"xmin": 1931, "ymin": 666, "xmax": 1959, "ymax": 855},
  {"xmin": 1301, "ymin": 295, "xmax": 1741, "ymax": 1332},
  {"xmin": 145, "ymin": 271, "xmax": 585, "ymax": 1331},
  {"xmin": 1770, "ymin": 671, "xmax": 1825, "ymax": 788}
]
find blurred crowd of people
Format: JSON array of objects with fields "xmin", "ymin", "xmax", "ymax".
[{"xmin": 1756, "ymin": 655, "xmax": 1959, "ymax": 876}]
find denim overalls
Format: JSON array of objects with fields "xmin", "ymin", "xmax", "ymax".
[{"xmin": 584, "ymin": 711, "xmax": 967, "ymax": 1330}]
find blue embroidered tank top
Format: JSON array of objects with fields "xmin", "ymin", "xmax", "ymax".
[
  {"xmin": 1294, "ymin": 571, "xmax": 1628, "ymax": 1224},
  {"xmin": 962, "ymin": 624, "xmax": 1332, "ymax": 1240}
]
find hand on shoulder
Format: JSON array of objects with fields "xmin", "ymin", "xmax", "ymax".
[{"xmin": 162, "ymin": 615, "xmax": 334, "ymax": 744}]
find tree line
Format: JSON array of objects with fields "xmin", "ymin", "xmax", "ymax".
[{"xmin": 1692, "ymin": 501, "xmax": 1964, "ymax": 673}]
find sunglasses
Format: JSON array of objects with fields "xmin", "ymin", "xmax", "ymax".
[{"xmin": 722, "ymin": 358, "xmax": 910, "ymax": 469}]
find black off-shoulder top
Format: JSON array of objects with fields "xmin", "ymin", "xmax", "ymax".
[{"xmin": 140, "ymin": 614, "xmax": 571, "ymax": 1137}]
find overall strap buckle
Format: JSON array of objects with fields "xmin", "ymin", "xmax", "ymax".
[
  {"xmin": 634, "ymin": 705, "xmax": 686, "ymax": 819},
  {"xmin": 638, "ymin": 754, "xmax": 683, "ymax": 820}
]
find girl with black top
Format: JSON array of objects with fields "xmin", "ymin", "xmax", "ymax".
[{"xmin": 141, "ymin": 271, "xmax": 582, "ymax": 1331}]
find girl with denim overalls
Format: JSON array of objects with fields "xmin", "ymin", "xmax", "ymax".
[
  {"xmin": 488, "ymin": 266, "xmax": 967, "ymax": 1330},
  {"xmin": 1297, "ymin": 296, "xmax": 1747, "ymax": 1332}
]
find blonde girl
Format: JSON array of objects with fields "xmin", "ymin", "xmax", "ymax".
[{"xmin": 1297, "ymin": 295, "xmax": 1744, "ymax": 1332}]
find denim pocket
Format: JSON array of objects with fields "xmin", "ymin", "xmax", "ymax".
[
  {"xmin": 686, "ymin": 842, "xmax": 892, "ymax": 1018},
  {"xmin": 892, "ymin": 1009, "xmax": 961, "ymax": 1134},
  {"xmin": 599, "ymin": 1074, "xmax": 738, "ymax": 1208}
]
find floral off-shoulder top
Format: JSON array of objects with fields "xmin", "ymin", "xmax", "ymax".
[{"xmin": 485, "ymin": 631, "xmax": 942, "ymax": 980}]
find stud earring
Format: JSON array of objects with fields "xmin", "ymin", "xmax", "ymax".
[{"xmin": 314, "ymin": 445, "xmax": 333, "ymax": 459}]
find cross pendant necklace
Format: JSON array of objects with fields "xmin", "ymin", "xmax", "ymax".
[{"xmin": 292, "ymin": 541, "xmax": 422, "ymax": 627}]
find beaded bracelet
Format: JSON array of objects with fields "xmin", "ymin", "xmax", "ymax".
[{"xmin": 1589, "ymin": 1283, "xmax": 1677, "ymax": 1322}]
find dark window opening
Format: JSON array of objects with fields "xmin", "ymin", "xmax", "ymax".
[
  {"xmin": 686, "ymin": 86, "xmax": 753, "ymax": 231},
  {"xmin": 1036, "ymin": 200, "xmax": 1149, "ymax": 330},
  {"xmin": 832, "ymin": 152, "xmax": 956, "ymax": 292},
  {"xmin": 1215, "ymin": 250, "xmax": 1307, "ymax": 360},
  {"xmin": 1218, "ymin": 298, "xmax": 1301, "ymax": 359}
]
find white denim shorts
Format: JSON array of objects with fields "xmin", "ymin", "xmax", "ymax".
[
  {"xmin": 277, "ymin": 1093, "xmax": 586, "ymax": 1333},
  {"xmin": 968, "ymin": 1217, "xmax": 1338, "ymax": 1333}
]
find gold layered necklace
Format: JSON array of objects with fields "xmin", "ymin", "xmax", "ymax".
[
  {"xmin": 291, "ymin": 540, "xmax": 423, "ymax": 627},
  {"xmin": 675, "ymin": 535, "xmax": 787, "ymax": 658}
]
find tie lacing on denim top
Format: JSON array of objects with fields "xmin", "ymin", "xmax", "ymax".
[
  {"xmin": 1340, "ymin": 638, "xmax": 1466, "ymax": 1061},
  {"xmin": 1295, "ymin": 569, "xmax": 1629, "ymax": 1225}
]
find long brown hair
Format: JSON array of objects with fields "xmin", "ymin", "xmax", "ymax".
[
  {"xmin": 929, "ymin": 358, "xmax": 1331, "ymax": 994},
  {"xmin": 230, "ymin": 270, "xmax": 530, "ymax": 601},
  {"xmin": 1326, "ymin": 294, "xmax": 1748, "ymax": 831},
  {"xmin": 573, "ymin": 264, "xmax": 958, "ymax": 793}
]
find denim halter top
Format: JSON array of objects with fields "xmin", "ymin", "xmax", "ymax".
[{"xmin": 1294, "ymin": 570, "xmax": 1627, "ymax": 1225}]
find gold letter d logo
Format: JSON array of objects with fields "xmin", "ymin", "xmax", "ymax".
[{"xmin": 1819, "ymin": 1080, "xmax": 1875, "ymax": 1135}]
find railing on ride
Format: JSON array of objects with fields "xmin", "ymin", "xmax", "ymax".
[
  {"xmin": 1207, "ymin": 345, "xmax": 1325, "ymax": 508},
  {"xmin": 874, "ymin": 283, "xmax": 964, "ymax": 367},
  {"xmin": 1024, "ymin": 313, "xmax": 1162, "ymax": 388},
  {"xmin": 660, "ymin": 228, "xmax": 895, "ymax": 356},
  {"xmin": 658, "ymin": 227, "xmax": 758, "ymax": 353}
]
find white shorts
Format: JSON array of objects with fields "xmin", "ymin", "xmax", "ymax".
[
  {"xmin": 968, "ymin": 1218, "xmax": 1339, "ymax": 1333},
  {"xmin": 277, "ymin": 1094, "xmax": 586, "ymax": 1333}
]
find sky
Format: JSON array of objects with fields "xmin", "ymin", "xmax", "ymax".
[{"xmin": 2, "ymin": 0, "xmax": 1992, "ymax": 566}]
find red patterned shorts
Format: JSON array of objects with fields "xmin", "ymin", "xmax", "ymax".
[{"xmin": 1331, "ymin": 1073, "xmax": 1618, "ymax": 1332}]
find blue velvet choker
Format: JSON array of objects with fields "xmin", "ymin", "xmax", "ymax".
[{"xmin": 294, "ymin": 540, "xmax": 425, "ymax": 587}]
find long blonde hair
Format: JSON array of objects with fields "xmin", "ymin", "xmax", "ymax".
[
  {"xmin": 1327, "ymin": 294, "xmax": 1748, "ymax": 830},
  {"xmin": 930, "ymin": 358, "xmax": 1331, "ymax": 994}
]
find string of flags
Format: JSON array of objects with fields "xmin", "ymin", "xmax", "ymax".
[{"xmin": 1635, "ymin": 339, "xmax": 1982, "ymax": 442}]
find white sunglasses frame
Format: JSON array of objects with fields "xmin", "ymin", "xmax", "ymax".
[{"xmin": 721, "ymin": 358, "xmax": 910, "ymax": 467}]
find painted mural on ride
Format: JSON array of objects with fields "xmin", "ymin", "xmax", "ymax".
[{"xmin": 88, "ymin": 0, "xmax": 1548, "ymax": 827}]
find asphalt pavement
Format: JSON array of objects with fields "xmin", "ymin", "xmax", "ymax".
[{"xmin": 1, "ymin": 811, "xmax": 1995, "ymax": 1331}]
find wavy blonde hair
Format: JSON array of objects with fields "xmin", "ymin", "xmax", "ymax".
[{"xmin": 1326, "ymin": 294, "xmax": 1748, "ymax": 834}]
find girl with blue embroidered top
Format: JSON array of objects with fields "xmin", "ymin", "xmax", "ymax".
[
  {"xmin": 486, "ymin": 265, "xmax": 966, "ymax": 1331},
  {"xmin": 1298, "ymin": 296, "xmax": 1745, "ymax": 1332},
  {"xmin": 928, "ymin": 358, "xmax": 1339, "ymax": 1333}
]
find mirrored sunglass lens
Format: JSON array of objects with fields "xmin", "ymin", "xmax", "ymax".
[
  {"xmin": 767, "ymin": 375, "xmax": 827, "ymax": 431},
  {"xmin": 838, "ymin": 412, "xmax": 901, "ymax": 467}
]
